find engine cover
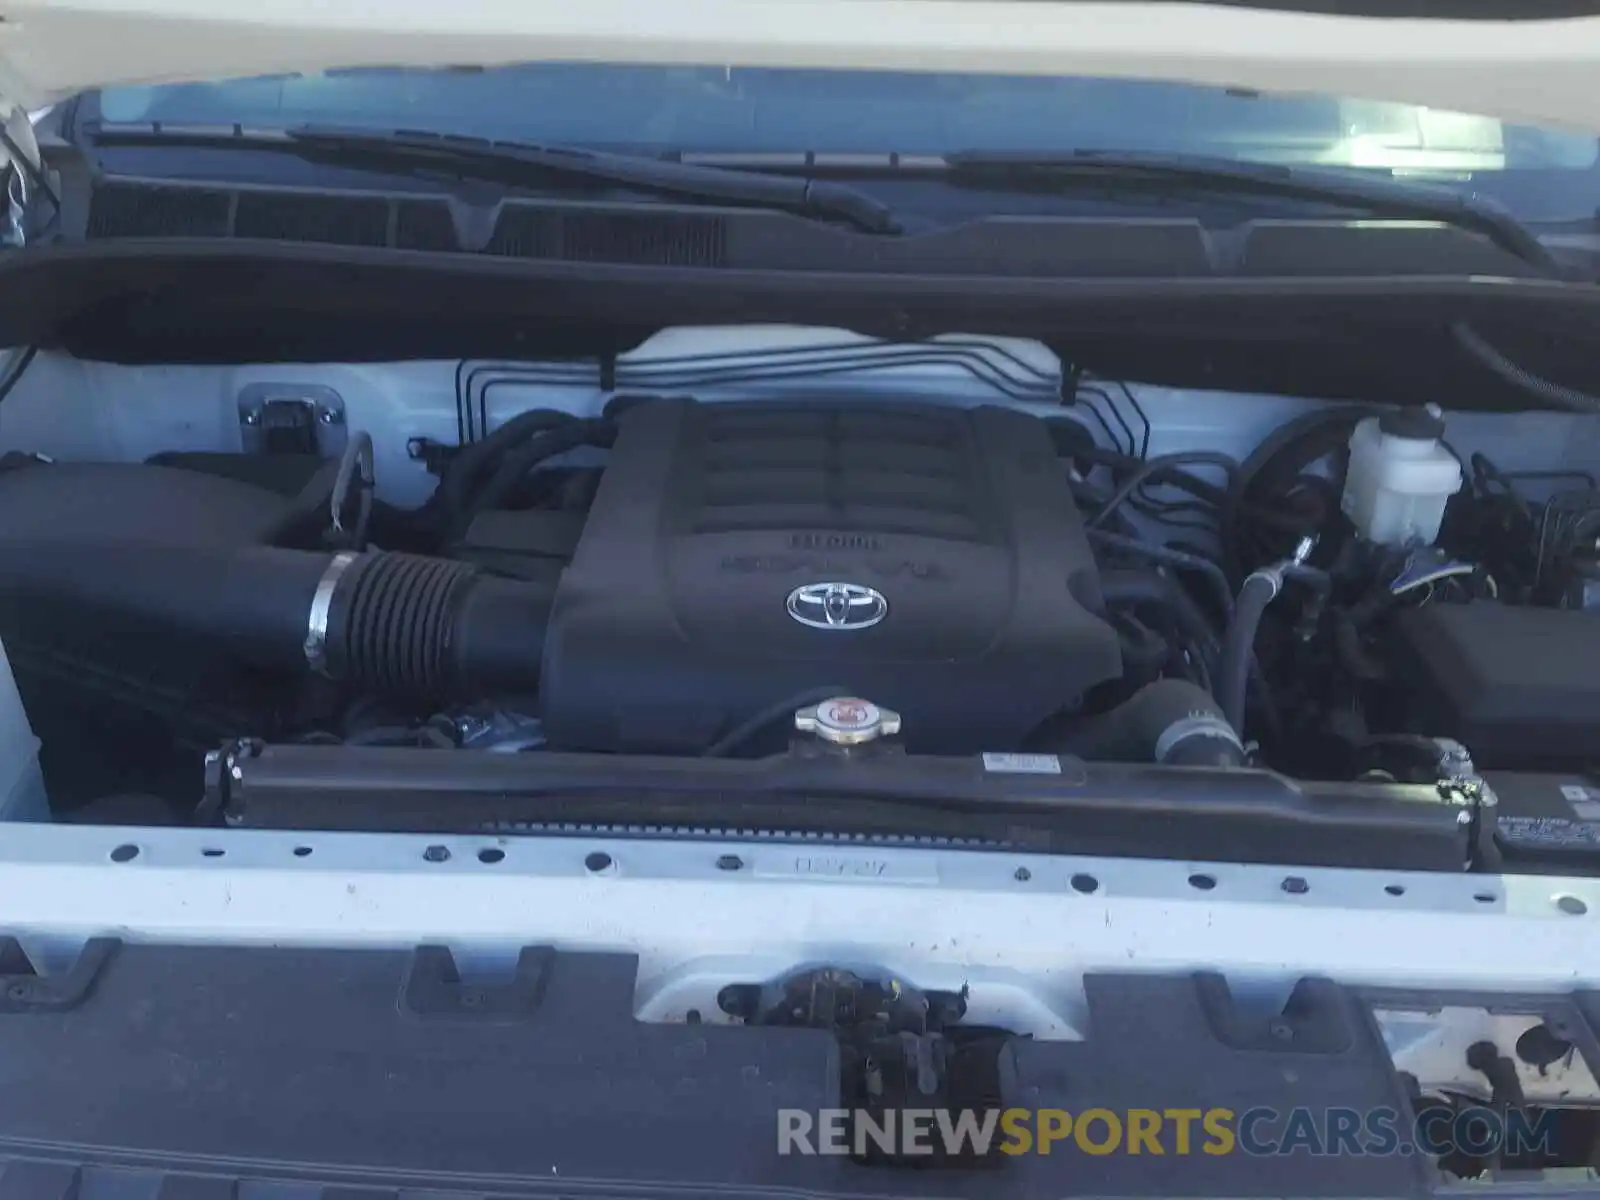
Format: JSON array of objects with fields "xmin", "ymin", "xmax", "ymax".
[{"xmin": 539, "ymin": 398, "xmax": 1121, "ymax": 754}]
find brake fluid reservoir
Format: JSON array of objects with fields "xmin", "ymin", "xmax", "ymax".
[{"xmin": 1341, "ymin": 406, "xmax": 1462, "ymax": 546}]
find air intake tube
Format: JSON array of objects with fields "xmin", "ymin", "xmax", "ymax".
[{"xmin": 0, "ymin": 543, "xmax": 552, "ymax": 696}]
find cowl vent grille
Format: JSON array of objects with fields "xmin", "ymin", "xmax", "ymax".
[
  {"xmin": 233, "ymin": 192, "xmax": 390, "ymax": 246},
  {"xmin": 87, "ymin": 183, "xmax": 231, "ymax": 239},
  {"xmin": 87, "ymin": 181, "xmax": 729, "ymax": 267},
  {"xmin": 486, "ymin": 209, "xmax": 727, "ymax": 266}
]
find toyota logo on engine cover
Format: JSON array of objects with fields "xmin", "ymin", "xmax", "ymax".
[{"xmin": 786, "ymin": 582, "xmax": 888, "ymax": 630}]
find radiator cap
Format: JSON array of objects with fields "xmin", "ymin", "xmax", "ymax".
[{"xmin": 794, "ymin": 697, "xmax": 901, "ymax": 746}]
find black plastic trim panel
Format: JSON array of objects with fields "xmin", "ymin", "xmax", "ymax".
[
  {"xmin": 9, "ymin": 234, "xmax": 1600, "ymax": 411},
  {"xmin": 218, "ymin": 742, "xmax": 1473, "ymax": 869},
  {"xmin": 80, "ymin": 178, "xmax": 1540, "ymax": 280},
  {"xmin": 0, "ymin": 938, "xmax": 1563, "ymax": 1198}
]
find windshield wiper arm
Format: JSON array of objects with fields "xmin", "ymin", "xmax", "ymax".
[
  {"xmin": 943, "ymin": 149, "xmax": 1561, "ymax": 275},
  {"xmin": 83, "ymin": 121, "xmax": 902, "ymax": 235}
]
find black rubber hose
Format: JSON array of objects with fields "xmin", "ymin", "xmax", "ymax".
[
  {"xmin": 1047, "ymin": 679, "xmax": 1244, "ymax": 767},
  {"xmin": 1110, "ymin": 611, "xmax": 1171, "ymax": 681},
  {"xmin": 702, "ymin": 685, "xmax": 852, "ymax": 757},
  {"xmin": 436, "ymin": 408, "xmax": 577, "ymax": 520},
  {"xmin": 451, "ymin": 418, "xmax": 616, "ymax": 541},
  {"xmin": 1221, "ymin": 404, "xmax": 1375, "ymax": 583},
  {"xmin": 1073, "ymin": 445, "xmax": 1226, "ymax": 502},
  {"xmin": 1098, "ymin": 568, "xmax": 1176, "ymax": 609},
  {"xmin": 1085, "ymin": 450, "xmax": 1239, "ymax": 531},
  {"xmin": 1101, "ymin": 568, "xmax": 1224, "ymax": 639},
  {"xmin": 1099, "ymin": 568, "xmax": 1222, "ymax": 679},
  {"xmin": 0, "ymin": 345, "xmax": 38, "ymax": 414},
  {"xmin": 1086, "ymin": 528, "xmax": 1234, "ymax": 620},
  {"xmin": 1453, "ymin": 323, "xmax": 1600, "ymax": 414},
  {"xmin": 1219, "ymin": 571, "xmax": 1279, "ymax": 735}
]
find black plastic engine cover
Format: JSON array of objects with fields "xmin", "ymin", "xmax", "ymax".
[{"xmin": 540, "ymin": 399, "xmax": 1121, "ymax": 754}]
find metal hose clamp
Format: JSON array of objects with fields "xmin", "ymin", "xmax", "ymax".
[
  {"xmin": 1154, "ymin": 713, "xmax": 1245, "ymax": 764},
  {"xmin": 304, "ymin": 551, "xmax": 359, "ymax": 676}
]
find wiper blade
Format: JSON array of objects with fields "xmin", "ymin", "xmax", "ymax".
[
  {"xmin": 943, "ymin": 149, "xmax": 1561, "ymax": 275},
  {"xmin": 82, "ymin": 122, "xmax": 902, "ymax": 235}
]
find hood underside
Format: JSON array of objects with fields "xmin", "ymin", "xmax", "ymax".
[{"xmin": 2, "ymin": 0, "xmax": 1600, "ymax": 136}]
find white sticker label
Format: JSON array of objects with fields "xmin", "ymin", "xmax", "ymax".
[
  {"xmin": 982, "ymin": 752, "xmax": 1062, "ymax": 775},
  {"xmin": 1562, "ymin": 785, "xmax": 1593, "ymax": 802},
  {"xmin": 753, "ymin": 853, "xmax": 938, "ymax": 883}
]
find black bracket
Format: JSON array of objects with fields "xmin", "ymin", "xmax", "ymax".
[
  {"xmin": 406, "ymin": 437, "xmax": 460, "ymax": 476},
  {"xmin": 402, "ymin": 945, "xmax": 553, "ymax": 1019},
  {"xmin": 0, "ymin": 937, "xmax": 120, "ymax": 1012}
]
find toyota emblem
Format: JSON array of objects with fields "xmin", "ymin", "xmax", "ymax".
[{"xmin": 785, "ymin": 581, "xmax": 888, "ymax": 631}]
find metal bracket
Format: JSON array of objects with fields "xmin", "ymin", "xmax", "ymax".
[
  {"xmin": 3, "ymin": 165, "xmax": 24, "ymax": 249},
  {"xmin": 1, "ymin": 106, "xmax": 39, "ymax": 250},
  {"xmin": 1433, "ymin": 739, "xmax": 1495, "ymax": 806},
  {"xmin": 237, "ymin": 384, "xmax": 348, "ymax": 457},
  {"xmin": 326, "ymin": 433, "xmax": 374, "ymax": 546},
  {"xmin": 203, "ymin": 738, "xmax": 263, "ymax": 824},
  {"xmin": 1429, "ymin": 738, "xmax": 1500, "ymax": 869}
]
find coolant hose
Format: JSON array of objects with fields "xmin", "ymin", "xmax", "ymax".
[
  {"xmin": 1051, "ymin": 679, "xmax": 1245, "ymax": 768},
  {"xmin": 1219, "ymin": 570, "xmax": 1279, "ymax": 735},
  {"xmin": 0, "ymin": 542, "xmax": 552, "ymax": 696}
]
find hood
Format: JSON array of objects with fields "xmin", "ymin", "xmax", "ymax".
[{"xmin": 1, "ymin": 0, "xmax": 1599, "ymax": 135}]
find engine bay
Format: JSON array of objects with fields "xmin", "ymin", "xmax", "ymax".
[{"xmin": 0, "ymin": 328, "xmax": 1598, "ymax": 869}]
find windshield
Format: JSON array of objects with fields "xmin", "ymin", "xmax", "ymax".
[{"xmin": 88, "ymin": 64, "xmax": 1600, "ymax": 218}]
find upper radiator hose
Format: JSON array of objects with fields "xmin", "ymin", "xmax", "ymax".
[{"xmin": 1047, "ymin": 679, "xmax": 1246, "ymax": 768}]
